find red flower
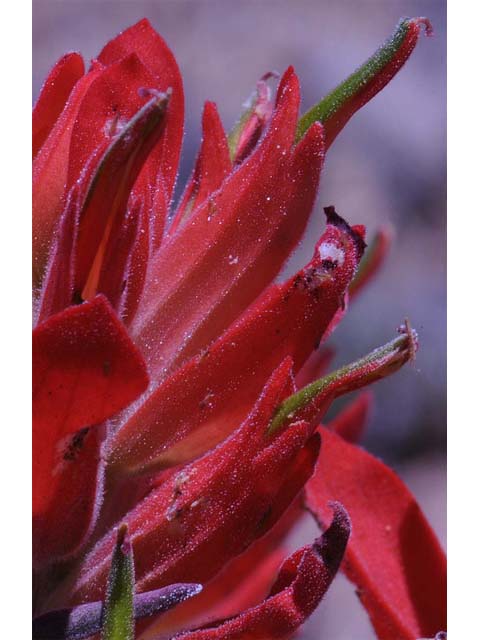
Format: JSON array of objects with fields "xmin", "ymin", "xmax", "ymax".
[{"xmin": 32, "ymin": 17, "xmax": 445, "ymax": 640}]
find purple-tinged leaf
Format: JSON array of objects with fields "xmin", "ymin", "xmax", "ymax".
[{"xmin": 32, "ymin": 583, "xmax": 202, "ymax": 640}]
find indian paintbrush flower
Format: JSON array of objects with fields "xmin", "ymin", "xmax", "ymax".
[{"xmin": 32, "ymin": 17, "xmax": 446, "ymax": 640}]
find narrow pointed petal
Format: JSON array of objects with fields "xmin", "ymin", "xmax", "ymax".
[
  {"xmin": 131, "ymin": 68, "xmax": 325, "ymax": 382},
  {"xmin": 305, "ymin": 427, "xmax": 447, "ymax": 640},
  {"xmin": 65, "ymin": 361, "xmax": 319, "ymax": 606},
  {"xmin": 97, "ymin": 18, "xmax": 184, "ymax": 203},
  {"xmin": 349, "ymin": 226, "xmax": 393, "ymax": 298},
  {"xmin": 329, "ymin": 391, "xmax": 373, "ymax": 443},
  {"xmin": 33, "ymin": 52, "xmax": 85, "ymax": 158},
  {"xmin": 227, "ymin": 72, "xmax": 276, "ymax": 164},
  {"xmin": 173, "ymin": 504, "xmax": 350, "ymax": 639},
  {"xmin": 269, "ymin": 324, "xmax": 418, "ymax": 434},
  {"xmin": 32, "ymin": 66, "xmax": 102, "ymax": 286},
  {"xmin": 109, "ymin": 209, "xmax": 361, "ymax": 475},
  {"xmin": 101, "ymin": 524, "xmax": 135, "ymax": 640},
  {"xmin": 170, "ymin": 101, "xmax": 231, "ymax": 234},
  {"xmin": 296, "ymin": 18, "xmax": 433, "ymax": 148},
  {"xmin": 33, "ymin": 583, "xmax": 202, "ymax": 640},
  {"xmin": 33, "ymin": 296, "xmax": 148, "ymax": 520}
]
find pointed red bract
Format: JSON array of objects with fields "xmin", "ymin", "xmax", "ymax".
[
  {"xmin": 32, "ymin": 296, "xmax": 148, "ymax": 521},
  {"xmin": 32, "ymin": 52, "xmax": 85, "ymax": 159},
  {"xmin": 33, "ymin": 18, "xmax": 184, "ymax": 288},
  {"xmin": 64, "ymin": 360, "xmax": 319, "ymax": 607},
  {"xmin": 37, "ymin": 93, "xmax": 170, "ymax": 321},
  {"xmin": 172, "ymin": 503, "xmax": 350, "ymax": 639},
  {"xmin": 109, "ymin": 209, "xmax": 362, "ymax": 474},
  {"xmin": 305, "ymin": 427, "xmax": 447, "ymax": 640},
  {"xmin": 130, "ymin": 68, "xmax": 325, "ymax": 382},
  {"xmin": 170, "ymin": 101, "xmax": 231, "ymax": 234},
  {"xmin": 31, "ymin": 18, "xmax": 442, "ymax": 637},
  {"xmin": 32, "ymin": 66, "xmax": 102, "ymax": 285},
  {"xmin": 97, "ymin": 18, "xmax": 184, "ymax": 204}
]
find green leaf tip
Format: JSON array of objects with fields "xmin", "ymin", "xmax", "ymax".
[
  {"xmin": 268, "ymin": 322, "xmax": 418, "ymax": 435},
  {"xmin": 296, "ymin": 17, "xmax": 433, "ymax": 147},
  {"xmin": 101, "ymin": 523, "xmax": 135, "ymax": 640}
]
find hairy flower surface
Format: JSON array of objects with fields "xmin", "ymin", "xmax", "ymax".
[{"xmin": 32, "ymin": 17, "xmax": 445, "ymax": 640}]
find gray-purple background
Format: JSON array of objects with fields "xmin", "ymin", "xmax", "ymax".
[{"xmin": 33, "ymin": 1, "xmax": 446, "ymax": 637}]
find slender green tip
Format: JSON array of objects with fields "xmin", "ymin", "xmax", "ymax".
[{"xmin": 268, "ymin": 326, "xmax": 418, "ymax": 435}]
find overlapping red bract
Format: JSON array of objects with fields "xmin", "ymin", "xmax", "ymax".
[
  {"xmin": 32, "ymin": 16, "xmax": 445, "ymax": 639},
  {"xmin": 62, "ymin": 359, "xmax": 319, "ymax": 603},
  {"xmin": 33, "ymin": 295, "xmax": 148, "ymax": 566},
  {"xmin": 33, "ymin": 19, "xmax": 184, "ymax": 286},
  {"xmin": 170, "ymin": 101, "xmax": 232, "ymax": 235},
  {"xmin": 130, "ymin": 69, "xmax": 326, "ymax": 381},
  {"xmin": 109, "ymin": 211, "xmax": 362, "ymax": 474},
  {"xmin": 33, "ymin": 65, "xmax": 102, "ymax": 284}
]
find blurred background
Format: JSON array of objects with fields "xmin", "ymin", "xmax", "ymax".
[{"xmin": 33, "ymin": 1, "xmax": 446, "ymax": 637}]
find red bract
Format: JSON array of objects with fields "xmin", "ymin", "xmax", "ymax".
[
  {"xmin": 32, "ymin": 17, "xmax": 445, "ymax": 640},
  {"xmin": 305, "ymin": 425, "xmax": 447, "ymax": 639}
]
